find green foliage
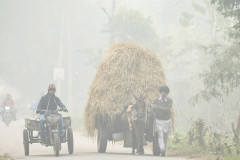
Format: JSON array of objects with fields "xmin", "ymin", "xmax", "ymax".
[
  {"xmin": 192, "ymin": 1, "xmax": 206, "ymax": 15},
  {"xmin": 168, "ymin": 137, "xmax": 206, "ymax": 156},
  {"xmin": 211, "ymin": 0, "xmax": 240, "ymax": 38},
  {"xmin": 199, "ymin": 42, "xmax": 240, "ymax": 100},
  {"xmin": 169, "ymin": 135, "xmax": 240, "ymax": 160},
  {"xmin": 195, "ymin": 0, "xmax": 240, "ymax": 102},
  {"xmin": 188, "ymin": 118, "xmax": 207, "ymax": 147},
  {"xmin": 109, "ymin": 8, "xmax": 160, "ymax": 52},
  {"xmin": 169, "ymin": 118, "xmax": 240, "ymax": 159},
  {"xmin": 211, "ymin": 0, "xmax": 240, "ymax": 17},
  {"xmin": 224, "ymin": 155, "xmax": 240, "ymax": 160},
  {"xmin": 179, "ymin": 12, "xmax": 194, "ymax": 27},
  {"xmin": 0, "ymin": 154, "xmax": 14, "ymax": 160}
]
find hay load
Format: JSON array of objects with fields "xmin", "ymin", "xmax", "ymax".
[{"xmin": 84, "ymin": 42, "xmax": 165, "ymax": 136}]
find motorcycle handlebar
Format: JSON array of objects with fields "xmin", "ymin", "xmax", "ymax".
[{"xmin": 37, "ymin": 108, "xmax": 67, "ymax": 114}]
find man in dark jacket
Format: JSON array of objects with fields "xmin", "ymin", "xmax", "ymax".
[
  {"xmin": 153, "ymin": 86, "xmax": 172, "ymax": 157},
  {"xmin": 36, "ymin": 84, "xmax": 68, "ymax": 142}
]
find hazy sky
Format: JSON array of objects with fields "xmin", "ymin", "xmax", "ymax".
[{"xmin": 0, "ymin": 0, "xmax": 216, "ymax": 121}]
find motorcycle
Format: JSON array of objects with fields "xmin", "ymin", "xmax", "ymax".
[
  {"xmin": 23, "ymin": 108, "xmax": 73, "ymax": 157},
  {"xmin": 2, "ymin": 106, "xmax": 13, "ymax": 126}
]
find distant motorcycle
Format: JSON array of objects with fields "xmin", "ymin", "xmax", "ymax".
[
  {"xmin": 28, "ymin": 101, "xmax": 37, "ymax": 118},
  {"xmin": 2, "ymin": 106, "xmax": 13, "ymax": 126}
]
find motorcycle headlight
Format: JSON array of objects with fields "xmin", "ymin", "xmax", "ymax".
[
  {"xmin": 5, "ymin": 106, "xmax": 10, "ymax": 110},
  {"xmin": 46, "ymin": 115, "xmax": 59, "ymax": 124}
]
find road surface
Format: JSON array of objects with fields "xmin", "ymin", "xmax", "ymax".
[{"xmin": 0, "ymin": 118, "xmax": 197, "ymax": 160}]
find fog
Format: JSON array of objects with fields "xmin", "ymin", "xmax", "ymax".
[{"xmin": 0, "ymin": 0, "xmax": 237, "ymax": 131}]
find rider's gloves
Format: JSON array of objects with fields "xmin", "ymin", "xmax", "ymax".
[
  {"xmin": 124, "ymin": 104, "xmax": 128, "ymax": 110},
  {"xmin": 44, "ymin": 111, "xmax": 49, "ymax": 117},
  {"xmin": 63, "ymin": 108, "xmax": 68, "ymax": 112},
  {"xmin": 36, "ymin": 110, "xmax": 46, "ymax": 114},
  {"xmin": 124, "ymin": 102, "xmax": 132, "ymax": 109}
]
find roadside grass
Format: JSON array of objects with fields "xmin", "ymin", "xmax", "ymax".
[
  {"xmin": 68, "ymin": 115, "xmax": 240, "ymax": 160},
  {"xmin": 223, "ymin": 154, "xmax": 240, "ymax": 160},
  {"xmin": 0, "ymin": 154, "xmax": 14, "ymax": 160},
  {"xmin": 168, "ymin": 137, "xmax": 215, "ymax": 159},
  {"xmin": 167, "ymin": 134, "xmax": 240, "ymax": 160},
  {"xmin": 168, "ymin": 138, "xmax": 204, "ymax": 156}
]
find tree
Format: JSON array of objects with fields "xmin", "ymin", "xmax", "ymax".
[
  {"xmin": 212, "ymin": 0, "xmax": 240, "ymax": 38},
  {"xmin": 108, "ymin": 8, "xmax": 160, "ymax": 52},
  {"xmin": 195, "ymin": 0, "xmax": 240, "ymax": 101},
  {"xmin": 84, "ymin": 8, "xmax": 161, "ymax": 68}
]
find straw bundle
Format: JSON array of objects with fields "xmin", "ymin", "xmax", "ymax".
[{"xmin": 84, "ymin": 42, "xmax": 165, "ymax": 136}]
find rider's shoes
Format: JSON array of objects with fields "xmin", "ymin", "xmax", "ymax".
[
  {"xmin": 161, "ymin": 151, "xmax": 166, "ymax": 157},
  {"xmin": 60, "ymin": 136, "xmax": 66, "ymax": 143},
  {"xmin": 40, "ymin": 137, "xmax": 46, "ymax": 144}
]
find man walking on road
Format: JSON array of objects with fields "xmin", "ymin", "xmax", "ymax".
[{"xmin": 153, "ymin": 86, "xmax": 173, "ymax": 157}]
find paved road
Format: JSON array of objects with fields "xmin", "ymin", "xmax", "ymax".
[{"xmin": 0, "ymin": 119, "xmax": 196, "ymax": 160}]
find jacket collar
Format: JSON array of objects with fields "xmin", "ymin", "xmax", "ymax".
[
  {"xmin": 159, "ymin": 96, "xmax": 167, "ymax": 102},
  {"xmin": 47, "ymin": 93, "xmax": 55, "ymax": 98}
]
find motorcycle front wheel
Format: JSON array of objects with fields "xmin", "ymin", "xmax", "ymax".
[
  {"xmin": 52, "ymin": 132, "xmax": 60, "ymax": 157},
  {"xmin": 3, "ymin": 113, "xmax": 12, "ymax": 126}
]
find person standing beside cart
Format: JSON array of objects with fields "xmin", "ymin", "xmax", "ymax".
[{"xmin": 153, "ymin": 86, "xmax": 173, "ymax": 157}]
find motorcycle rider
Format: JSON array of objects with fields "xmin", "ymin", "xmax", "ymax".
[
  {"xmin": 36, "ymin": 84, "xmax": 68, "ymax": 143},
  {"xmin": 153, "ymin": 86, "xmax": 172, "ymax": 157},
  {"xmin": 1, "ymin": 93, "xmax": 16, "ymax": 120}
]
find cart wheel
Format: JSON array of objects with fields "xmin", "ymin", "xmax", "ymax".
[
  {"xmin": 23, "ymin": 129, "xmax": 29, "ymax": 156},
  {"xmin": 53, "ymin": 133, "xmax": 60, "ymax": 157},
  {"xmin": 153, "ymin": 133, "xmax": 160, "ymax": 156},
  {"xmin": 67, "ymin": 128, "xmax": 74, "ymax": 154},
  {"xmin": 97, "ymin": 126, "xmax": 107, "ymax": 153}
]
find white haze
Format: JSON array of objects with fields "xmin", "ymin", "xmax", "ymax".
[{"xmin": 0, "ymin": 0, "xmax": 235, "ymax": 130}]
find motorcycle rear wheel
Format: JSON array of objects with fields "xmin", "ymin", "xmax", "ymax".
[
  {"xmin": 67, "ymin": 128, "xmax": 74, "ymax": 154},
  {"xmin": 23, "ymin": 129, "xmax": 29, "ymax": 156}
]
